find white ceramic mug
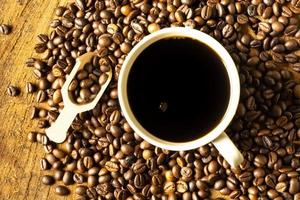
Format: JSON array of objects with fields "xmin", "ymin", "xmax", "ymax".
[{"xmin": 118, "ymin": 27, "xmax": 244, "ymax": 167}]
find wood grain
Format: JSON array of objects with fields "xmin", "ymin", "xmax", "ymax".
[
  {"xmin": 0, "ymin": 0, "xmax": 229, "ymax": 199},
  {"xmin": 0, "ymin": 1, "xmax": 75, "ymax": 199}
]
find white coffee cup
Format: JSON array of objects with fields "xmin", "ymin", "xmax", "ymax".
[{"xmin": 118, "ymin": 27, "xmax": 244, "ymax": 167}]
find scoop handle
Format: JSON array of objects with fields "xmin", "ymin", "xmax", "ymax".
[{"xmin": 46, "ymin": 106, "xmax": 77, "ymax": 143}]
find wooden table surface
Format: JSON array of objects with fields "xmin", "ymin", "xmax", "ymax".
[{"xmin": 0, "ymin": 0, "xmax": 229, "ymax": 199}]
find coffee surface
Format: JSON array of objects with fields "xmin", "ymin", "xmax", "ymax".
[{"xmin": 127, "ymin": 37, "xmax": 230, "ymax": 142}]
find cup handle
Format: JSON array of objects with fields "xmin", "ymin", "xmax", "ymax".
[{"xmin": 212, "ymin": 132, "xmax": 244, "ymax": 168}]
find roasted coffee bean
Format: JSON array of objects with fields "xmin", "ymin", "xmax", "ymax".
[
  {"xmin": 259, "ymin": 22, "xmax": 271, "ymax": 33},
  {"xmin": 254, "ymin": 154, "xmax": 267, "ymax": 167},
  {"xmin": 27, "ymin": 132, "xmax": 37, "ymax": 142},
  {"xmin": 41, "ymin": 134, "xmax": 49, "ymax": 145},
  {"xmin": 164, "ymin": 182, "xmax": 176, "ymax": 193},
  {"xmin": 121, "ymin": 144, "xmax": 134, "ymax": 155},
  {"xmin": 148, "ymin": 23, "xmax": 160, "ymax": 33},
  {"xmin": 275, "ymin": 182, "xmax": 287, "ymax": 193},
  {"xmin": 237, "ymin": 14, "xmax": 248, "ymax": 24},
  {"xmin": 25, "ymin": 82, "xmax": 36, "ymax": 93},
  {"xmin": 52, "ymin": 149, "xmax": 66, "ymax": 159},
  {"xmin": 291, "ymin": 0, "xmax": 300, "ymax": 7},
  {"xmin": 63, "ymin": 171, "xmax": 74, "ymax": 185},
  {"xmin": 220, "ymin": 187, "xmax": 231, "ymax": 195},
  {"xmin": 239, "ymin": 171, "xmax": 253, "ymax": 182},
  {"xmin": 253, "ymin": 168, "xmax": 265, "ymax": 178},
  {"xmin": 54, "ymin": 170, "xmax": 64, "ymax": 181},
  {"xmin": 110, "ymin": 110, "xmax": 121, "ymax": 125},
  {"xmin": 7, "ymin": 85, "xmax": 20, "ymax": 96},
  {"xmin": 285, "ymin": 40, "xmax": 298, "ymax": 51},
  {"xmin": 99, "ymin": 36, "xmax": 112, "ymax": 47},
  {"xmin": 230, "ymin": 190, "xmax": 241, "ymax": 199},
  {"xmin": 105, "ymin": 161, "xmax": 119, "ymax": 172},
  {"xmin": 86, "ymin": 187, "xmax": 98, "ymax": 199},
  {"xmin": 42, "ymin": 175, "xmax": 55, "ymax": 185},
  {"xmin": 55, "ymin": 185, "xmax": 70, "ymax": 196},
  {"xmin": 247, "ymin": 5, "xmax": 256, "ymax": 16},
  {"xmin": 263, "ymin": 136, "xmax": 273, "ymax": 149},
  {"xmin": 120, "ymin": 42, "xmax": 132, "ymax": 54},
  {"xmin": 175, "ymin": 10, "xmax": 185, "ymax": 23},
  {"xmin": 216, "ymin": 3, "xmax": 225, "ymax": 17},
  {"xmin": 201, "ymin": 6, "xmax": 212, "ymax": 20},
  {"xmin": 265, "ymin": 174, "xmax": 277, "ymax": 188},
  {"xmin": 134, "ymin": 174, "xmax": 145, "ymax": 189},
  {"xmin": 236, "ymin": 40, "xmax": 249, "ymax": 52},
  {"xmin": 83, "ymin": 156, "xmax": 94, "ymax": 169},
  {"xmin": 167, "ymin": 169, "xmax": 176, "ymax": 181},
  {"xmin": 87, "ymin": 175, "xmax": 98, "ymax": 187},
  {"xmin": 36, "ymin": 90, "xmax": 47, "ymax": 102},
  {"xmin": 285, "ymin": 54, "xmax": 298, "ymax": 63},
  {"xmin": 181, "ymin": 167, "xmax": 193, "ymax": 178},
  {"xmin": 75, "ymin": 185, "xmax": 87, "ymax": 195},
  {"xmin": 222, "ymin": 24, "xmax": 234, "ymax": 38},
  {"xmin": 88, "ymin": 167, "xmax": 100, "ymax": 176},
  {"xmin": 55, "ymin": 6, "xmax": 65, "ymax": 16},
  {"xmin": 40, "ymin": 158, "xmax": 50, "ymax": 170},
  {"xmin": 208, "ymin": 160, "xmax": 219, "ymax": 173},
  {"xmin": 267, "ymin": 189, "xmax": 279, "ymax": 199},
  {"xmin": 214, "ymin": 179, "xmax": 226, "ymax": 190},
  {"xmin": 38, "ymin": 119, "xmax": 49, "ymax": 128},
  {"xmin": 282, "ymin": 6, "xmax": 293, "ymax": 17},
  {"xmin": 73, "ymin": 173, "xmax": 85, "ymax": 184},
  {"xmin": 289, "ymin": 178, "xmax": 300, "ymax": 194},
  {"xmin": 133, "ymin": 163, "xmax": 146, "ymax": 174},
  {"xmin": 176, "ymin": 181, "xmax": 188, "ymax": 193},
  {"xmin": 272, "ymin": 22, "xmax": 284, "ymax": 33},
  {"xmin": 152, "ymin": 174, "xmax": 163, "ymax": 186},
  {"xmin": 0, "ymin": 24, "xmax": 11, "ymax": 35}
]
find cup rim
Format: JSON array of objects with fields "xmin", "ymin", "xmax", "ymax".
[{"xmin": 118, "ymin": 27, "xmax": 240, "ymax": 151}]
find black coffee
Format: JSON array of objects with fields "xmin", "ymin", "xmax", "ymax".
[{"xmin": 127, "ymin": 37, "xmax": 230, "ymax": 142}]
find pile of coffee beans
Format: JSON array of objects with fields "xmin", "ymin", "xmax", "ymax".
[
  {"xmin": 25, "ymin": 0, "xmax": 300, "ymax": 199},
  {"xmin": 68, "ymin": 55, "xmax": 109, "ymax": 104}
]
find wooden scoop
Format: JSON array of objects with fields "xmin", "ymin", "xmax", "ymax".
[{"xmin": 46, "ymin": 52, "xmax": 112, "ymax": 143}]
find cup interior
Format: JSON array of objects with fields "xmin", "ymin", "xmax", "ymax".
[{"xmin": 118, "ymin": 27, "xmax": 240, "ymax": 151}]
